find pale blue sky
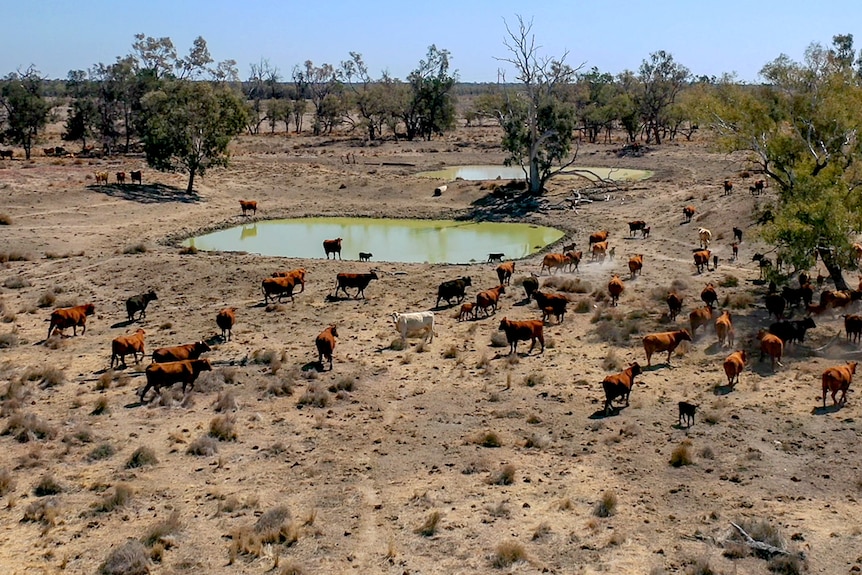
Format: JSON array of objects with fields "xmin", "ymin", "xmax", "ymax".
[{"xmin": 3, "ymin": 0, "xmax": 860, "ymax": 82}]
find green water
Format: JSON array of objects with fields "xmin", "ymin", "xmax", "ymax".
[
  {"xmin": 417, "ymin": 165, "xmax": 653, "ymax": 182},
  {"xmin": 184, "ymin": 217, "xmax": 565, "ymax": 264}
]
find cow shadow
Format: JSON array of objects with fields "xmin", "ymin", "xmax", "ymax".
[
  {"xmin": 124, "ymin": 400, "xmax": 145, "ymax": 409},
  {"xmin": 588, "ymin": 407, "xmax": 624, "ymax": 419},
  {"xmin": 811, "ymin": 404, "xmax": 844, "ymax": 415},
  {"xmin": 88, "ymin": 183, "xmax": 201, "ymax": 204},
  {"xmin": 302, "ymin": 361, "xmax": 327, "ymax": 373},
  {"xmin": 110, "ymin": 319, "xmax": 136, "ymax": 329},
  {"xmin": 205, "ymin": 334, "xmax": 226, "ymax": 346},
  {"xmin": 325, "ymin": 293, "xmax": 358, "ymax": 303},
  {"xmin": 713, "ymin": 383, "xmax": 736, "ymax": 396},
  {"xmin": 512, "ymin": 299, "xmax": 532, "ymax": 307}
]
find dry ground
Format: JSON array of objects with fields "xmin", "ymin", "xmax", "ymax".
[{"xmin": 0, "ymin": 124, "xmax": 861, "ymax": 575}]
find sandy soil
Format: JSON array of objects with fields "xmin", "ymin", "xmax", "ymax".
[{"xmin": 0, "ymin": 124, "xmax": 860, "ymax": 575}]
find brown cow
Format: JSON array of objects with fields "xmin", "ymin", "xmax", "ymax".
[
  {"xmin": 589, "ymin": 230, "xmax": 609, "ymax": 247},
  {"xmin": 693, "ymin": 249, "xmax": 712, "ymax": 273},
  {"xmin": 262, "ymin": 276, "xmax": 297, "ymax": 303},
  {"xmin": 844, "ymin": 314, "xmax": 862, "ymax": 343},
  {"xmin": 700, "ymin": 283, "xmax": 717, "ymax": 308},
  {"xmin": 94, "ymin": 171, "xmax": 109, "ymax": 185},
  {"xmin": 723, "ymin": 350, "xmax": 747, "ymax": 387},
  {"xmin": 47, "ymin": 303, "xmax": 95, "ymax": 339},
  {"xmin": 239, "ymin": 200, "xmax": 257, "ymax": 216},
  {"xmin": 758, "ymin": 330, "xmax": 783, "ymax": 369},
  {"xmin": 608, "ymin": 274, "xmax": 624, "ymax": 306},
  {"xmin": 476, "ymin": 285, "xmax": 506, "ymax": 317},
  {"xmin": 722, "ymin": 180, "xmax": 733, "ymax": 195},
  {"xmin": 822, "ymin": 361, "xmax": 857, "ymax": 407},
  {"xmin": 130, "ymin": 170, "xmax": 142, "ymax": 185},
  {"xmin": 602, "ymin": 362, "xmax": 642, "ymax": 415},
  {"xmin": 498, "ymin": 317, "xmax": 544, "ymax": 355},
  {"xmin": 540, "ymin": 253, "xmax": 570, "ymax": 275},
  {"xmin": 715, "ymin": 310, "xmax": 734, "ymax": 348},
  {"xmin": 323, "ymin": 238, "xmax": 343, "ymax": 260},
  {"xmin": 216, "ymin": 307, "xmax": 236, "ymax": 341},
  {"xmin": 334, "ymin": 271, "xmax": 378, "ymax": 299},
  {"xmin": 642, "ymin": 329, "xmax": 692, "ymax": 367},
  {"xmin": 683, "ymin": 205, "xmax": 696, "ymax": 223},
  {"xmin": 458, "ymin": 302, "xmax": 476, "ymax": 322},
  {"xmin": 115, "ymin": 171, "xmax": 126, "ymax": 184},
  {"xmin": 140, "ymin": 359, "xmax": 212, "ymax": 402},
  {"xmin": 152, "ymin": 341, "xmax": 211, "ymax": 363},
  {"xmin": 628, "ymin": 254, "xmax": 643, "ymax": 279},
  {"xmin": 565, "ymin": 250, "xmax": 582, "ymax": 272},
  {"xmin": 667, "ymin": 292, "xmax": 683, "ymax": 321},
  {"xmin": 532, "ymin": 290, "xmax": 568, "ymax": 323},
  {"xmin": 689, "ymin": 306, "xmax": 714, "ymax": 337},
  {"xmin": 272, "ymin": 268, "xmax": 306, "ymax": 293},
  {"xmin": 315, "ymin": 325, "xmax": 338, "ymax": 371},
  {"xmin": 591, "ymin": 241, "xmax": 609, "ymax": 262},
  {"xmin": 496, "ymin": 261, "xmax": 515, "ymax": 286},
  {"xmin": 110, "ymin": 328, "xmax": 145, "ymax": 368}
]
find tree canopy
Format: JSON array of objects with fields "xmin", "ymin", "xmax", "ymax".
[{"xmin": 0, "ymin": 67, "xmax": 51, "ymax": 159}]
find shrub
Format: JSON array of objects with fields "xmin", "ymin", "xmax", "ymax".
[
  {"xmin": 92, "ymin": 483, "xmax": 133, "ymax": 513},
  {"xmin": 492, "ymin": 541, "xmax": 527, "ymax": 568},
  {"xmin": 0, "ymin": 251, "xmax": 31, "ymax": 263},
  {"xmin": 297, "ymin": 384, "xmax": 330, "ymax": 408},
  {"xmin": 542, "ymin": 276, "xmax": 592, "ymax": 293},
  {"xmin": 37, "ymin": 290, "xmax": 57, "ymax": 308},
  {"xmin": 2, "ymin": 412, "xmax": 56, "ymax": 442},
  {"xmin": 574, "ymin": 298, "xmax": 592, "ymax": 313},
  {"xmin": 731, "ymin": 517, "xmax": 785, "ymax": 553},
  {"xmin": 213, "ymin": 390, "xmax": 237, "ymax": 412},
  {"xmin": 91, "ymin": 396, "xmax": 110, "ymax": 415},
  {"xmin": 255, "ymin": 505, "xmax": 297, "ymax": 545},
  {"xmin": 329, "ymin": 376, "xmax": 356, "ymax": 393},
  {"xmin": 179, "ymin": 245, "xmax": 198, "ymax": 255},
  {"xmin": 126, "ymin": 446, "xmax": 158, "ymax": 469},
  {"xmin": 0, "ymin": 332, "xmax": 18, "ymax": 348},
  {"xmin": 602, "ymin": 349, "xmax": 624, "ymax": 371},
  {"xmin": 209, "ymin": 415, "xmax": 237, "ymax": 441},
  {"xmin": 98, "ymin": 540, "xmax": 149, "ymax": 575},
  {"xmin": 477, "ymin": 431, "xmax": 502, "ymax": 448},
  {"xmin": 723, "ymin": 293, "xmax": 754, "ymax": 309},
  {"xmin": 22, "ymin": 497, "xmax": 60, "ymax": 526},
  {"xmin": 594, "ymin": 490, "xmax": 618, "ymax": 517},
  {"xmin": 768, "ymin": 554, "xmax": 806, "ymax": 574},
  {"xmin": 141, "ymin": 509, "xmax": 182, "ymax": 547},
  {"xmin": 122, "ymin": 243, "xmax": 148, "ymax": 254},
  {"xmin": 719, "ymin": 275, "xmax": 739, "ymax": 288},
  {"xmin": 488, "ymin": 464, "xmax": 516, "ymax": 486},
  {"xmin": 414, "ymin": 510, "xmax": 441, "ymax": 537},
  {"xmin": 523, "ymin": 372, "xmax": 545, "ymax": 387},
  {"xmin": 88, "ymin": 443, "xmax": 116, "ymax": 461},
  {"xmin": 0, "ymin": 467, "xmax": 15, "ymax": 496},
  {"xmin": 33, "ymin": 474, "xmax": 63, "ymax": 496},
  {"xmin": 442, "ymin": 345, "xmax": 459, "ymax": 359},
  {"xmin": 3, "ymin": 276, "xmax": 30, "ymax": 289},
  {"xmin": 187, "ymin": 435, "xmax": 219, "ymax": 456},
  {"xmin": 524, "ymin": 433, "xmax": 549, "ymax": 449},
  {"xmin": 266, "ymin": 377, "xmax": 294, "ymax": 397},
  {"xmin": 490, "ymin": 331, "xmax": 508, "ymax": 347},
  {"xmin": 670, "ymin": 441, "xmax": 694, "ymax": 467}
]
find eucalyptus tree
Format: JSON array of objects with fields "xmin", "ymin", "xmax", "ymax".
[{"xmin": 0, "ymin": 67, "xmax": 52, "ymax": 159}]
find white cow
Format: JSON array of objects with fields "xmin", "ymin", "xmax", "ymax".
[
  {"xmin": 392, "ymin": 311, "xmax": 435, "ymax": 343},
  {"xmin": 698, "ymin": 228, "xmax": 712, "ymax": 249}
]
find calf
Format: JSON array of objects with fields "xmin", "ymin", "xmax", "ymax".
[
  {"xmin": 591, "ymin": 241, "xmax": 609, "ymax": 262},
  {"xmin": 641, "ymin": 226, "xmax": 651, "ymax": 239},
  {"xmin": 216, "ymin": 307, "xmax": 236, "ymax": 341},
  {"xmin": 667, "ymin": 292, "xmax": 683, "ymax": 321},
  {"xmin": 683, "ymin": 205, "xmax": 696, "ymax": 223},
  {"xmin": 334, "ymin": 271, "xmax": 379, "ymax": 299},
  {"xmin": 565, "ymin": 250, "xmax": 582, "ymax": 272},
  {"xmin": 126, "ymin": 290, "xmax": 158, "ymax": 322},
  {"xmin": 140, "ymin": 359, "xmax": 212, "ymax": 402},
  {"xmin": 532, "ymin": 290, "xmax": 568, "ymax": 324},
  {"xmin": 239, "ymin": 200, "xmax": 257, "ymax": 216},
  {"xmin": 752, "ymin": 253, "xmax": 772, "ymax": 280},
  {"xmin": 700, "ymin": 284, "xmax": 717, "ymax": 308},
  {"xmin": 152, "ymin": 341, "xmax": 211, "ymax": 363},
  {"xmin": 130, "ymin": 170, "xmax": 142, "ymax": 185},
  {"xmin": 496, "ymin": 261, "xmax": 515, "ymax": 286},
  {"xmin": 458, "ymin": 302, "xmax": 476, "ymax": 322},
  {"xmin": 47, "ymin": 303, "xmax": 95, "ymax": 339},
  {"xmin": 678, "ymin": 401, "xmax": 698, "ymax": 427},
  {"xmin": 602, "ymin": 362, "xmax": 642, "ymax": 415},
  {"xmin": 358, "ymin": 252, "xmax": 372, "ymax": 262},
  {"xmin": 608, "ymin": 274, "xmax": 624, "ymax": 306},
  {"xmin": 698, "ymin": 228, "xmax": 712, "ymax": 249},
  {"xmin": 722, "ymin": 180, "xmax": 733, "ymax": 195},
  {"xmin": 731, "ymin": 242, "xmax": 739, "ymax": 261},
  {"xmin": 498, "ymin": 317, "xmax": 544, "ymax": 355},
  {"xmin": 476, "ymin": 285, "xmax": 506, "ymax": 317},
  {"xmin": 110, "ymin": 328, "xmax": 145, "ymax": 368},
  {"xmin": 323, "ymin": 238, "xmax": 343, "ymax": 260},
  {"xmin": 822, "ymin": 361, "xmax": 857, "ymax": 407},
  {"xmin": 732, "ymin": 227, "xmax": 743, "ymax": 243},
  {"xmin": 715, "ymin": 310, "xmax": 734, "ymax": 348},
  {"xmin": 642, "ymin": 329, "xmax": 692, "ymax": 367},
  {"xmin": 115, "ymin": 171, "xmax": 126, "ymax": 185},
  {"xmin": 436, "ymin": 276, "xmax": 472, "ymax": 307},
  {"xmin": 522, "ymin": 274, "xmax": 539, "ymax": 301},
  {"xmin": 487, "ymin": 253, "xmax": 505, "ymax": 263},
  {"xmin": 758, "ymin": 330, "xmax": 784, "ymax": 369},
  {"xmin": 723, "ymin": 350, "xmax": 747, "ymax": 387},
  {"xmin": 392, "ymin": 311, "xmax": 435, "ymax": 343},
  {"xmin": 782, "ymin": 285, "xmax": 812, "ymax": 308},
  {"xmin": 315, "ymin": 325, "xmax": 338, "ymax": 371},
  {"xmin": 628, "ymin": 254, "xmax": 644, "ymax": 279}
]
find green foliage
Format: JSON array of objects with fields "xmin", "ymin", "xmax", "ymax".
[
  {"xmin": 0, "ymin": 67, "xmax": 52, "ymax": 159},
  {"xmin": 62, "ymin": 97, "xmax": 98, "ymax": 147},
  {"xmin": 637, "ymin": 50, "xmax": 691, "ymax": 144},
  {"xmin": 139, "ymin": 80, "xmax": 248, "ymax": 193}
]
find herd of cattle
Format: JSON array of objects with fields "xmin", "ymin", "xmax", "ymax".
[
  {"xmin": 94, "ymin": 170, "xmax": 143, "ymax": 186},
  {"xmin": 37, "ymin": 208, "xmax": 861, "ymax": 420}
]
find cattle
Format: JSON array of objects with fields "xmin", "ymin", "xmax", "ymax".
[
  {"xmin": 334, "ymin": 271, "xmax": 379, "ymax": 299},
  {"xmin": 769, "ymin": 317, "xmax": 817, "ymax": 344},
  {"xmin": 715, "ymin": 310, "xmax": 734, "ymax": 348},
  {"xmin": 733, "ymin": 227, "xmax": 743, "ymax": 243},
  {"xmin": 628, "ymin": 254, "xmax": 644, "ymax": 279},
  {"xmin": 434, "ymin": 184, "xmax": 447, "ymax": 196},
  {"xmin": 562, "ymin": 241, "xmax": 576, "ymax": 253},
  {"xmin": 496, "ymin": 261, "xmax": 515, "ymax": 286},
  {"xmin": 359, "ymin": 252, "xmax": 372, "ymax": 262},
  {"xmin": 271, "ymin": 268, "xmax": 306, "ymax": 293},
  {"xmin": 601, "ymin": 362, "xmax": 642, "ymax": 415},
  {"xmin": 110, "ymin": 328, "xmax": 145, "ymax": 368},
  {"xmin": 752, "ymin": 253, "xmax": 772, "ymax": 279},
  {"xmin": 723, "ymin": 350, "xmax": 747, "ymax": 387},
  {"xmin": 643, "ymin": 329, "xmax": 692, "ymax": 367},
  {"xmin": 43, "ymin": 147, "xmax": 56, "ymax": 157},
  {"xmin": 0, "ymin": 149, "xmax": 13, "ymax": 160},
  {"xmin": 130, "ymin": 170, "xmax": 142, "ymax": 185},
  {"xmin": 541, "ymin": 252, "xmax": 570, "ymax": 275},
  {"xmin": 216, "ymin": 307, "xmax": 236, "ymax": 341},
  {"xmin": 541, "ymin": 305, "xmax": 560, "ymax": 324},
  {"xmin": 152, "ymin": 341, "xmax": 211, "ymax": 363},
  {"xmin": 683, "ymin": 205, "xmax": 696, "ymax": 223},
  {"xmin": 845, "ymin": 314, "xmax": 862, "ymax": 343},
  {"xmin": 392, "ymin": 311, "xmax": 435, "ymax": 343},
  {"xmin": 498, "ymin": 317, "xmax": 544, "ymax": 355},
  {"xmin": 458, "ymin": 302, "xmax": 476, "ymax": 322},
  {"xmin": 436, "ymin": 276, "xmax": 472, "ymax": 307},
  {"xmin": 487, "ymin": 253, "xmax": 505, "ymax": 263},
  {"xmin": 126, "ymin": 290, "xmax": 158, "ymax": 322},
  {"xmin": 608, "ymin": 275, "xmax": 624, "ymax": 307},
  {"xmin": 522, "ymin": 274, "xmax": 539, "ymax": 301},
  {"xmin": 782, "ymin": 284, "xmax": 813, "ymax": 308},
  {"xmin": 822, "ymin": 361, "xmax": 857, "ymax": 407},
  {"xmin": 628, "ymin": 220, "xmax": 647, "ymax": 236},
  {"xmin": 476, "ymin": 285, "xmax": 506, "ymax": 317},
  {"xmin": 315, "ymin": 325, "xmax": 338, "ymax": 371},
  {"xmin": 589, "ymin": 230, "xmax": 609, "ymax": 247},
  {"xmin": 667, "ymin": 292, "xmax": 683, "ymax": 321},
  {"xmin": 591, "ymin": 241, "xmax": 609, "ymax": 262},
  {"xmin": 678, "ymin": 401, "xmax": 698, "ymax": 427},
  {"xmin": 140, "ymin": 359, "xmax": 212, "ymax": 402},
  {"xmin": 262, "ymin": 276, "xmax": 297, "ymax": 303},
  {"xmin": 689, "ymin": 306, "xmax": 714, "ymax": 337},
  {"xmin": 565, "ymin": 250, "xmax": 582, "ymax": 272},
  {"xmin": 722, "ymin": 180, "xmax": 733, "ymax": 195},
  {"xmin": 47, "ymin": 303, "xmax": 95, "ymax": 339},
  {"xmin": 239, "ymin": 200, "xmax": 257, "ymax": 216},
  {"xmin": 641, "ymin": 226, "xmax": 651, "ymax": 239},
  {"xmin": 95, "ymin": 172, "xmax": 109, "ymax": 185},
  {"xmin": 821, "ymin": 289, "xmax": 853, "ymax": 312},
  {"xmin": 697, "ymin": 228, "xmax": 712, "ymax": 250},
  {"xmin": 115, "ymin": 171, "xmax": 126, "ymax": 185},
  {"xmin": 532, "ymin": 290, "xmax": 568, "ymax": 323},
  {"xmin": 758, "ymin": 330, "xmax": 784, "ymax": 369},
  {"xmin": 765, "ymin": 293, "xmax": 786, "ymax": 320},
  {"xmin": 730, "ymin": 242, "xmax": 739, "ymax": 261},
  {"xmin": 700, "ymin": 283, "xmax": 717, "ymax": 308},
  {"xmin": 323, "ymin": 238, "xmax": 343, "ymax": 260},
  {"xmin": 751, "ymin": 179, "xmax": 765, "ymax": 195},
  {"xmin": 693, "ymin": 250, "xmax": 712, "ymax": 274}
]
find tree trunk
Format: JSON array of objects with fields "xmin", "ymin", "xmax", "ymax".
[
  {"xmin": 186, "ymin": 171, "xmax": 196, "ymax": 194},
  {"xmin": 529, "ymin": 158, "xmax": 541, "ymax": 195},
  {"xmin": 817, "ymin": 247, "xmax": 849, "ymax": 291}
]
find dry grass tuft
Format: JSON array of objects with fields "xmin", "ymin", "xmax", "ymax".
[
  {"xmin": 122, "ymin": 243, "xmax": 148, "ymax": 254},
  {"xmin": 297, "ymin": 384, "xmax": 330, "ymax": 408},
  {"xmin": 3, "ymin": 275, "xmax": 30, "ymax": 289},
  {"xmin": 179, "ymin": 245, "xmax": 198, "ymax": 255},
  {"xmin": 187, "ymin": 435, "xmax": 218, "ymax": 456},
  {"xmin": 0, "ymin": 251, "xmax": 32, "ymax": 263},
  {"xmin": 670, "ymin": 440, "xmax": 694, "ymax": 467},
  {"xmin": 209, "ymin": 414, "xmax": 238, "ymax": 441},
  {"xmin": 213, "ymin": 390, "xmax": 237, "ymax": 412},
  {"xmin": 92, "ymin": 483, "xmax": 133, "ymax": 513},
  {"xmin": 0, "ymin": 213, "xmax": 12, "ymax": 225},
  {"xmin": 414, "ymin": 510, "xmax": 441, "ymax": 537},
  {"xmin": 0, "ymin": 467, "xmax": 16, "ymax": 496},
  {"xmin": 279, "ymin": 563, "xmax": 305, "ymax": 575},
  {"xmin": 22, "ymin": 497, "xmax": 60, "ymax": 526},
  {"xmin": 488, "ymin": 463, "xmax": 516, "ymax": 485},
  {"xmin": 476, "ymin": 430, "xmax": 502, "ymax": 448},
  {"xmin": 33, "ymin": 474, "xmax": 63, "ymax": 496},
  {"xmin": 523, "ymin": 372, "xmax": 544, "ymax": 387},
  {"xmin": 491, "ymin": 541, "xmax": 528, "ymax": 568},
  {"xmin": 490, "ymin": 330, "xmax": 508, "ymax": 347},
  {"xmin": 91, "ymin": 396, "xmax": 110, "ymax": 415},
  {"xmin": 0, "ymin": 332, "xmax": 18, "ymax": 348},
  {"xmin": 594, "ymin": 490, "xmax": 618, "ymax": 517},
  {"xmin": 126, "ymin": 446, "xmax": 158, "ymax": 469},
  {"xmin": 98, "ymin": 540, "xmax": 149, "ymax": 575},
  {"xmin": 88, "ymin": 442, "xmax": 116, "ymax": 461},
  {"xmin": 685, "ymin": 557, "xmax": 718, "ymax": 575},
  {"xmin": 37, "ymin": 290, "xmax": 57, "ymax": 308},
  {"xmin": 141, "ymin": 509, "xmax": 182, "ymax": 547},
  {"xmin": 723, "ymin": 292, "xmax": 754, "ymax": 309},
  {"xmin": 719, "ymin": 275, "xmax": 739, "ymax": 288},
  {"xmin": 266, "ymin": 376, "xmax": 294, "ymax": 397},
  {"xmin": 442, "ymin": 344, "xmax": 459, "ymax": 359},
  {"xmin": 2, "ymin": 412, "xmax": 57, "ymax": 442},
  {"xmin": 602, "ymin": 348, "xmax": 624, "ymax": 371}
]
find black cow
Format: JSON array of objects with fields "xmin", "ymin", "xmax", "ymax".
[
  {"xmin": 769, "ymin": 318, "xmax": 817, "ymax": 344},
  {"xmin": 435, "ymin": 276, "xmax": 472, "ymax": 307},
  {"xmin": 126, "ymin": 290, "xmax": 158, "ymax": 322}
]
